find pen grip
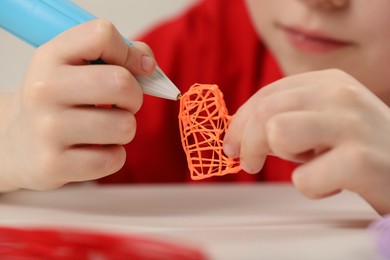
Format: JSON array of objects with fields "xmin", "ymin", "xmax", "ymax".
[
  {"xmin": 0, "ymin": 0, "xmax": 97, "ymax": 47},
  {"xmin": 0, "ymin": 0, "xmax": 180, "ymax": 100}
]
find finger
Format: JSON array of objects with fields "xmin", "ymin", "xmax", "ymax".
[
  {"xmin": 60, "ymin": 145, "xmax": 126, "ymax": 183},
  {"xmin": 48, "ymin": 65, "xmax": 143, "ymax": 113},
  {"xmin": 224, "ymin": 106, "xmax": 251, "ymax": 157},
  {"xmin": 257, "ymin": 69, "xmax": 357, "ymax": 98},
  {"xmin": 266, "ymin": 111, "xmax": 353, "ymax": 162},
  {"xmin": 52, "ymin": 107, "xmax": 136, "ymax": 146},
  {"xmin": 25, "ymin": 145, "xmax": 126, "ymax": 190},
  {"xmin": 224, "ymin": 86, "xmax": 320, "ymax": 162},
  {"xmin": 41, "ymin": 19, "xmax": 155, "ymax": 75},
  {"xmin": 224, "ymin": 93, "xmax": 264, "ymax": 157},
  {"xmin": 231, "ymin": 108, "xmax": 270, "ymax": 173},
  {"xmin": 292, "ymin": 147, "xmax": 346, "ymax": 199},
  {"xmin": 294, "ymin": 143, "xmax": 390, "ymax": 214},
  {"xmin": 133, "ymin": 41, "xmax": 155, "ymax": 58}
]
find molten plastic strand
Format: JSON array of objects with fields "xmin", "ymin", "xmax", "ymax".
[{"xmin": 179, "ymin": 84, "xmax": 241, "ymax": 180}]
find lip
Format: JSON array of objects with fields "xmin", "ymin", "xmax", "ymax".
[{"xmin": 280, "ymin": 25, "xmax": 353, "ymax": 53}]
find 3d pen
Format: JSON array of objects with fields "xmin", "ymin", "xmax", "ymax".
[{"xmin": 0, "ymin": 0, "xmax": 181, "ymax": 100}]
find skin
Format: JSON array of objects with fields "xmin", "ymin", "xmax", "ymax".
[
  {"xmin": 223, "ymin": 0, "xmax": 390, "ymax": 214},
  {"xmin": 0, "ymin": 20, "xmax": 155, "ymax": 191},
  {"xmin": 0, "ymin": 0, "xmax": 389, "ymax": 215}
]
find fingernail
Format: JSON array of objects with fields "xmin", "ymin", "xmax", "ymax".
[{"xmin": 141, "ymin": 55, "xmax": 154, "ymax": 72}]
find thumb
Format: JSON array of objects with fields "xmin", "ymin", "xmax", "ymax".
[
  {"xmin": 41, "ymin": 19, "xmax": 156, "ymax": 76},
  {"xmin": 132, "ymin": 41, "xmax": 156, "ymax": 58},
  {"xmin": 124, "ymin": 41, "xmax": 156, "ymax": 76}
]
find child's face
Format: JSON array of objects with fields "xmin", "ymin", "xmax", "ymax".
[{"xmin": 245, "ymin": 0, "xmax": 390, "ymax": 102}]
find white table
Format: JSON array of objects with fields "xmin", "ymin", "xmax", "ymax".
[{"xmin": 0, "ymin": 184, "xmax": 382, "ymax": 259}]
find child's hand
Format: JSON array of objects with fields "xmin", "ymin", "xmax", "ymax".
[
  {"xmin": 0, "ymin": 19, "xmax": 155, "ymax": 191},
  {"xmin": 224, "ymin": 69, "xmax": 390, "ymax": 214}
]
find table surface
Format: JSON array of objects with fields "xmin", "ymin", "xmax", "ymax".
[{"xmin": 0, "ymin": 183, "xmax": 382, "ymax": 259}]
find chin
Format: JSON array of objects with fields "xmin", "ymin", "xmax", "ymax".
[
  {"xmin": 276, "ymin": 52, "xmax": 341, "ymax": 76},
  {"xmin": 278, "ymin": 60, "xmax": 319, "ymax": 76}
]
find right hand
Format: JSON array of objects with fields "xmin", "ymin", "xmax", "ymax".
[
  {"xmin": 223, "ymin": 69, "xmax": 390, "ymax": 215},
  {"xmin": 0, "ymin": 19, "xmax": 156, "ymax": 191}
]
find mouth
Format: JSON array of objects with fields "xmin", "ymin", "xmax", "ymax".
[{"xmin": 279, "ymin": 24, "xmax": 354, "ymax": 53}]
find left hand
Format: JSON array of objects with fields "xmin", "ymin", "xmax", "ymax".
[{"xmin": 224, "ymin": 69, "xmax": 390, "ymax": 215}]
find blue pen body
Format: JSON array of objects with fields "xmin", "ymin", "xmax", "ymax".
[
  {"xmin": 0, "ymin": 0, "xmax": 99, "ymax": 47},
  {"xmin": 0, "ymin": 0, "xmax": 180, "ymax": 100}
]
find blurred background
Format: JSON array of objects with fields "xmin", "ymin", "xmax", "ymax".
[{"xmin": 0, "ymin": 0, "xmax": 198, "ymax": 90}]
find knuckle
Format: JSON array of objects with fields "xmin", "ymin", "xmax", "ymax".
[
  {"xmin": 112, "ymin": 68, "xmax": 143, "ymax": 113},
  {"xmin": 254, "ymin": 99, "xmax": 271, "ymax": 121},
  {"xmin": 342, "ymin": 112, "xmax": 361, "ymax": 132},
  {"xmin": 131, "ymin": 92, "xmax": 143, "ymax": 113},
  {"xmin": 101, "ymin": 146, "xmax": 126, "ymax": 174},
  {"xmin": 324, "ymin": 68, "xmax": 347, "ymax": 77},
  {"xmin": 117, "ymin": 114, "xmax": 137, "ymax": 144},
  {"xmin": 90, "ymin": 154, "xmax": 111, "ymax": 175},
  {"xmin": 90, "ymin": 19, "xmax": 117, "ymax": 47},
  {"xmin": 134, "ymin": 41, "xmax": 154, "ymax": 57},
  {"xmin": 23, "ymin": 80, "xmax": 51, "ymax": 107},
  {"xmin": 320, "ymin": 70, "xmax": 363, "ymax": 104},
  {"xmin": 93, "ymin": 19, "xmax": 116, "ymax": 36},
  {"xmin": 326, "ymin": 82, "xmax": 360, "ymax": 104},
  {"xmin": 265, "ymin": 116, "xmax": 289, "ymax": 153},
  {"xmin": 339, "ymin": 83, "xmax": 359, "ymax": 99},
  {"xmin": 266, "ymin": 115, "xmax": 284, "ymax": 135},
  {"xmin": 113, "ymin": 67, "xmax": 132, "ymax": 92},
  {"xmin": 344, "ymin": 144, "xmax": 371, "ymax": 167},
  {"xmin": 128, "ymin": 82, "xmax": 143, "ymax": 113},
  {"xmin": 101, "ymin": 147, "xmax": 128, "ymax": 177}
]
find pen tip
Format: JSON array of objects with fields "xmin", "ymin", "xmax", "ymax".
[{"xmin": 177, "ymin": 93, "xmax": 182, "ymax": 100}]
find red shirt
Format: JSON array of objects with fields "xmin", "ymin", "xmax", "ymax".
[{"xmin": 99, "ymin": 0, "xmax": 296, "ymax": 184}]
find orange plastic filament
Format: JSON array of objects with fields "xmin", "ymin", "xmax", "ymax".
[{"xmin": 178, "ymin": 84, "xmax": 241, "ymax": 180}]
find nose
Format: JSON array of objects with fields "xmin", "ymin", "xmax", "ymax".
[{"xmin": 299, "ymin": 0, "xmax": 349, "ymax": 10}]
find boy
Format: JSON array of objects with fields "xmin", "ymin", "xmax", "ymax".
[{"xmin": 0, "ymin": 0, "xmax": 389, "ymax": 214}]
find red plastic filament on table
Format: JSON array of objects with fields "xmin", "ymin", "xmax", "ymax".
[
  {"xmin": 179, "ymin": 84, "xmax": 241, "ymax": 180},
  {"xmin": 0, "ymin": 226, "xmax": 207, "ymax": 259}
]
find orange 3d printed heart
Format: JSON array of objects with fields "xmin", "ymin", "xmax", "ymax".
[{"xmin": 178, "ymin": 84, "xmax": 241, "ymax": 180}]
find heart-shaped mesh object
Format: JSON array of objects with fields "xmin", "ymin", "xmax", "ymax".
[{"xmin": 179, "ymin": 84, "xmax": 241, "ymax": 180}]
